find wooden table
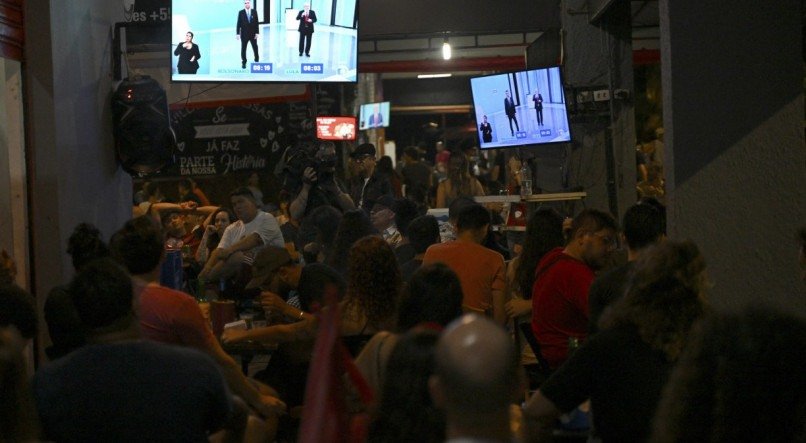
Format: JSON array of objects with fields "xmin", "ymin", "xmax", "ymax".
[{"xmin": 222, "ymin": 340, "xmax": 278, "ymax": 374}]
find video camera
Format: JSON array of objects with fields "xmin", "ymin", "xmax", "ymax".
[{"xmin": 282, "ymin": 140, "xmax": 338, "ymax": 190}]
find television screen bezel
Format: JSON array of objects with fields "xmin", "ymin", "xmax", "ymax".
[
  {"xmin": 169, "ymin": 0, "xmax": 359, "ymax": 84},
  {"xmin": 358, "ymin": 101, "xmax": 391, "ymax": 130},
  {"xmin": 469, "ymin": 66, "xmax": 572, "ymax": 150},
  {"xmin": 315, "ymin": 115, "xmax": 358, "ymax": 141}
]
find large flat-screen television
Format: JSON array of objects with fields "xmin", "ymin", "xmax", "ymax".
[
  {"xmin": 358, "ymin": 101, "xmax": 390, "ymax": 129},
  {"xmin": 171, "ymin": 0, "xmax": 358, "ymax": 82},
  {"xmin": 470, "ymin": 66, "xmax": 571, "ymax": 149},
  {"xmin": 316, "ymin": 116, "xmax": 357, "ymax": 140}
]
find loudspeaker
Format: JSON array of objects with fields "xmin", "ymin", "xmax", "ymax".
[{"xmin": 112, "ymin": 75, "xmax": 175, "ymax": 175}]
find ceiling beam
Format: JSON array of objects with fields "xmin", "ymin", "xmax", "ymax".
[{"xmin": 359, "ymin": 56, "xmax": 526, "ymax": 73}]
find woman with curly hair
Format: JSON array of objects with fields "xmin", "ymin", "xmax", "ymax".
[
  {"xmin": 340, "ymin": 235, "xmax": 401, "ymax": 356},
  {"xmin": 352, "ymin": 263, "xmax": 464, "ymax": 400},
  {"xmin": 435, "ymin": 153, "xmax": 485, "ymax": 208},
  {"xmin": 523, "ymin": 240, "xmax": 710, "ymax": 443}
]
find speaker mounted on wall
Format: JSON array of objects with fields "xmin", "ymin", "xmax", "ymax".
[{"xmin": 112, "ymin": 75, "xmax": 175, "ymax": 175}]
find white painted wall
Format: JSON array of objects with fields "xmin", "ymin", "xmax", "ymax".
[{"xmin": 25, "ymin": 0, "xmax": 134, "ymax": 358}]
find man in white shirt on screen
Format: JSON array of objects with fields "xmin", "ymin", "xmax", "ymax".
[{"xmin": 199, "ymin": 187, "xmax": 284, "ymax": 282}]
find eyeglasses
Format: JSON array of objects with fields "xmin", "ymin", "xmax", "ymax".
[{"xmin": 353, "ymin": 155, "xmax": 374, "ymax": 164}]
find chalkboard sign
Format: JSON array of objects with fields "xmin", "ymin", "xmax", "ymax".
[{"xmin": 167, "ymin": 101, "xmax": 312, "ymax": 177}]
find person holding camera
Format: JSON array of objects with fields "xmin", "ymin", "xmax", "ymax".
[{"xmin": 288, "ymin": 141, "xmax": 354, "ymax": 221}]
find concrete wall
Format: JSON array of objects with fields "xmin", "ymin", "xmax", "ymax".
[
  {"xmin": 562, "ymin": 0, "xmax": 637, "ymax": 218},
  {"xmin": 660, "ymin": 0, "xmax": 806, "ymax": 313},
  {"xmin": 25, "ymin": 0, "xmax": 134, "ymax": 354},
  {"xmin": 0, "ymin": 58, "xmax": 28, "ymax": 287}
]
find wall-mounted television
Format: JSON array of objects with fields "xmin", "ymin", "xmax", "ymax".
[
  {"xmin": 470, "ymin": 66, "xmax": 571, "ymax": 150},
  {"xmin": 171, "ymin": 0, "xmax": 358, "ymax": 82},
  {"xmin": 358, "ymin": 101, "xmax": 390, "ymax": 129},
  {"xmin": 316, "ymin": 116, "xmax": 357, "ymax": 140}
]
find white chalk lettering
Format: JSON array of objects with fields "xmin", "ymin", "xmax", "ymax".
[{"xmin": 221, "ymin": 154, "xmax": 267, "ymax": 174}]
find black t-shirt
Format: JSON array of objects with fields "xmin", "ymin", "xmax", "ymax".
[
  {"xmin": 394, "ymin": 243, "xmax": 416, "ymax": 266},
  {"xmin": 281, "ymin": 221, "xmax": 299, "ymax": 248},
  {"xmin": 34, "ymin": 341, "xmax": 232, "ymax": 442},
  {"xmin": 539, "ymin": 324, "xmax": 671, "ymax": 443},
  {"xmin": 588, "ymin": 262, "xmax": 633, "ymax": 333},
  {"xmin": 43, "ymin": 285, "xmax": 86, "ymax": 360},
  {"xmin": 401, "ymin": 161, "xmax": 432, "ymax": 194},
  {"xmin": 400, "ymin": 258, "xmax": 423, "ymax": 282},
  {"xmin": 293, "ymin": 179, "xmax": 350, "ymax": 219}
]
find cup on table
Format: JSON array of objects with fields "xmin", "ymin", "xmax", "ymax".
[{"xmin": 211, "ymin": 300, "xmax": 237, "ymax": 337}]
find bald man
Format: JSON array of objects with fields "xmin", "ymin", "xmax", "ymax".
[{"xmin": 429, "ymin": 314, "xmax": 523, "ymax": 442}]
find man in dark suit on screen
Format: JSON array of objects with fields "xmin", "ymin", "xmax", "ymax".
[
  {"xmin": 236, "ymin": 0, "xmax": 259, "ymax": 69},
  {"xmin": 296, "ymin": 3, "xmax": 317, "ymax": 57},
  {"xmin": 504, "ymin": 90, "xmax": 519, "ymax": 136}
]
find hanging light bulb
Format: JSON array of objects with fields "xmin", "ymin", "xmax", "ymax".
[{"xmin": 442, "ymin": 38, "xmax": 452, "ymax": 60}]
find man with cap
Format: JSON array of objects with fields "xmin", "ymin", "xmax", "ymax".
[
  {"xmin": 370, "ymin": 195, "xmax": 403, "ymax": 249},
  {"xmin": 349, "ymin": 143, "xmax": 393, "ymax": 212},
  {"xmin": 246, "ymin": 246, "xmax": 304, "ymax": 306}
]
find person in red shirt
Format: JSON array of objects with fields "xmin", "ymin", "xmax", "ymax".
[
  {"xmin": 531, "ymin": 209, "xmax": 617, "ymax": 369},
  {"xmin": 110, "ymin": 216, "xmax": 286, "ymax": 430}
]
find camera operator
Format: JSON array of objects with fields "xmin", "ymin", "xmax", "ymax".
[{"xmin": 287, "ymin": 141, "xmax": 354, "ymax": 220}]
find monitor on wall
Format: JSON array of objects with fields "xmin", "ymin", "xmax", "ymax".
[
  {"xmin": 171, "ymin": 0, "xmax": 358, "ymax": 82},
  {"xmin": 316, "ymin": 116, "xmax": 357, "ymax": 140},
  {"xmin": 358, "ymin": 101, "xmax": 390, "ymax": 129},
  {"xmin": 470, "ymin": 66, "xmax": 571, "ymax": 150}
]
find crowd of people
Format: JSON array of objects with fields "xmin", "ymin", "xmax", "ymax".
[{"xmin": 1, "ymin": 139, "xmax": 805, "ymax": 442}]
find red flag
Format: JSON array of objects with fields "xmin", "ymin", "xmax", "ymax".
[
  {"xmin": 298, "ymin": 285, "xmax": 374, "ymax": 443},
  {"xmin": 299, "ymin": 286, "xmax": 347, "ymax": 442}
]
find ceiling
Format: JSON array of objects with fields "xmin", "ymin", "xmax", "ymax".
[{"xmin": 358, "ymin": 0, "xmax": 660, "ymax": 78}]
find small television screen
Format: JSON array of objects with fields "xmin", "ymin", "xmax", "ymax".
[
  {"xmin": 470, "ymin": 66, "xmax": 571, "ymax": 149},
  {"xmin": 316, "ymin": 116, "xmax": 357, "ymax": 140},
  {"xmin": 171, "ymin": 0, "xmax": 358, "ymax": 82},
  {"xmin": 358, "ymin": 101, "xmax": 390, "ymax": 129}
]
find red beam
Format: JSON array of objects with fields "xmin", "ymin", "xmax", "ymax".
[
  {"xmin": 633, "ymin": 49, "xmax": 660, "ymax": 65},
  {"xmin": 0, "ymin": 1, "xmax": 25, "ymax": 61}
]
